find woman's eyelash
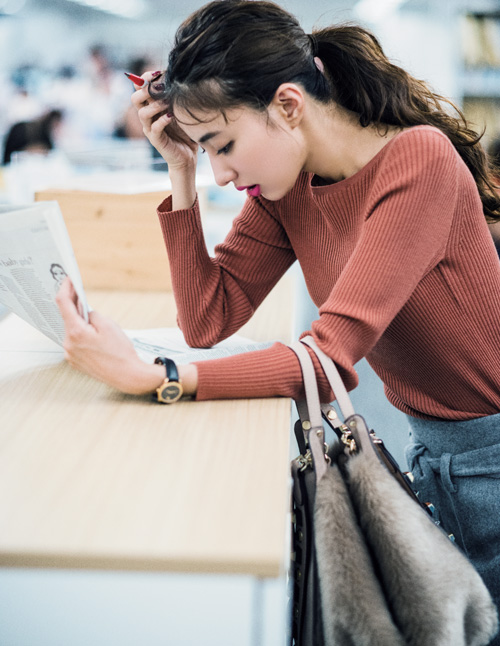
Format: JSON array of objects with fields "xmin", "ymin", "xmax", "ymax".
[
  {"xmin": 217, "ymin": 142, "xmax": 233, "ymax": 155},
  {"xmin": 199, "ymin": 142, "xmax": 233, "ymax": 155}
]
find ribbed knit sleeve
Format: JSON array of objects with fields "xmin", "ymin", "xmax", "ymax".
[
  {"xmin": 157, "ymin": 194, "xmax": 296, "ymax": 347},
  {"xmin": 157, "ymin": 191, "xmax": 332, "ymax": 403}
]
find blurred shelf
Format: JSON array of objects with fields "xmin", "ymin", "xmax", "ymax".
[
  {"xmin": 461, "ymin": 67, "xmax": 500, "ymax": 98},
  {"xmin": 459, "ymin": 9, "xmax": 500, "ymax": 144}
]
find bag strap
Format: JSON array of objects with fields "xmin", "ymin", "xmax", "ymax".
[
  {"xmin": 293, "ymin": 337, "xmax": 426, "ymax": 507},
  {"xmin": 300, "ymin": 336, "xmax": 355, "ymax": 420},
  {"xmin": 290, "ymin": 336, "xmax": 361, "ymax": 483},
  {"xmin": 291, "ymin": 341, "xmax": 323, "ymax": 430},
  {"xmin": 289, "ymin": 341, "xmax": 329, "ymax": 482}
]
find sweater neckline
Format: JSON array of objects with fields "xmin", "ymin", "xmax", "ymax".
[{"xmin": 309, "ymin": 125, "xmax": 433, "ymax": 195}]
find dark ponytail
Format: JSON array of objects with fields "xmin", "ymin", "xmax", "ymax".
[
  {"xmin": 312, "ymin": 26, "xmax": 500, "ymax": 222},
  {"xmin": 153, "ymin": 0, "xmax": 500, "ymax": 222}
]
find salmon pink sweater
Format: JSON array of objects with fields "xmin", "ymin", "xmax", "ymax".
[{"xmin": 157, "ymin": 126, "xmax": 500, "ymax": 420}]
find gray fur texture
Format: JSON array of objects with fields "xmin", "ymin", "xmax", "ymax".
[
  {"xmin": 314, "ymin": 426, "xmax": 498, "ymax": 646},
  {"xmin": 314, "ymin": 464, "xmax": 404, "ymax": 646}
]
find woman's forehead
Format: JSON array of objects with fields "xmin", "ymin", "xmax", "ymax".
[
  {"xmin": 174, "ymin": 106, "xmax": 225, "ymax": 127},
  {"xmin": 174, "ymin": 105, "xmax": 245, "ymax": 126},
  {"xmin": 174, "ymin": 106, "xmax": 251, "ymax": 139}
]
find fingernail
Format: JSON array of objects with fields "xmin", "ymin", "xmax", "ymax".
[
  {"xmin": 151, "ymin": 71, "xmax": 162, "ymax": 78},
  {"xmin": 166, "ymin": 113, "xmax": 173, "ymax": 118},
  {"xmin": 124, "ymin": 72, "xmax": 145, "ymax": 87},
  {"xmin": 152, "ymin": 82, "xmax": 165, "ymax": 93}
]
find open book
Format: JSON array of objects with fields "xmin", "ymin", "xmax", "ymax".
[{"xmin": 0, "ymin": 201, "xmax": 272, "ymax": 361}]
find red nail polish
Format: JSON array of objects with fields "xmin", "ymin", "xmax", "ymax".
[
  {"xmin": 151, "ymin": 71, "xmax": 162, "ymax": 78},
  {"xmin": 124, "ymin": 71, "xmax": 146, "ymax": 87}
]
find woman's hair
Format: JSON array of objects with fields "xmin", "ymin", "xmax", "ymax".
[
  {"xmin": 489, "ymin": 137, "xmax": 500, "ymax": 180},
  {"xmin": 152, "ymin": 0, "xmax": 500, "ymax": 221}
]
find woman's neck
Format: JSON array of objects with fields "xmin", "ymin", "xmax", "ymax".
[{"xmin": 303, "ymin": 101, "xmax": 402, "ymax": 183}]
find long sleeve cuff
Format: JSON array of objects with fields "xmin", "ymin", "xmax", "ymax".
[{"xmin": 193, "ymin": 341, "xmax": 335, "ymax": 402}]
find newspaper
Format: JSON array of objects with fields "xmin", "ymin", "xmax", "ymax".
[
  {"xmin": 0, "ymin": 201, "xmax": 272, "ymax": 362},
  {"xmin": 127, "ymin": 327, "xmax": 273, "ymax": 364},
  {"xmin": 0, "ymin": 201, "xmax": 88, "ymax": 346}
]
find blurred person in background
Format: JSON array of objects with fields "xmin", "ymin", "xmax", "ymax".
[
  {"xmin": 48, "ymin": 44, "xmax": 130, "ymax": 145},
  {"xmin": 2, "ymin": 108, "xmax": 64, "ymax": 165},
  {"xmin": 4, "ymin": 65, "xmax": 44, "ymax": 126},
  {"xmin": 79, "ymin": 44, "xmax": 131, "ymax": 141}
]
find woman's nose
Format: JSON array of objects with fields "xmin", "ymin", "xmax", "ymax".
[{"xmin": 211, "ymin": 158, "xmax": 237, "ymax": 187}]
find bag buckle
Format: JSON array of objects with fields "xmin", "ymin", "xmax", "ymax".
[
  {"xmin": 340, "ymin": 423, "xmax": 357, "ymax": 454},
  {"xmin": 297, "ymin": 449, "xmax": 313, "ymax": 472}
]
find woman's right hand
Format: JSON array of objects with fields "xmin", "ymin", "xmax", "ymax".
[{"xmin": 130, "ymin": 71, "xmax": 198, "ymax": 172}]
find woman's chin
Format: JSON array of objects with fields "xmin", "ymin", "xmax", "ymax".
[{"xmin": 261, "ymin": 186, "xmax": 293, "ymax": 201}]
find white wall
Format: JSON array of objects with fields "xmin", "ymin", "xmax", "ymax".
[
  {"xmin": 0, "ymin": 9, "xmax": 175, "ymax": 73},
  {"xmin": 0, "ymin": 1, "xmax": 462, "ymax": 83},
  {"xmin": 374, "ymin": 5, "xmax": 462, "ymax": 103}
]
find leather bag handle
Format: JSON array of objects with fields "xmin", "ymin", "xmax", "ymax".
[
  {"xmin": 289, "ymin": 340, "xmax": 329, "ymax": 482},
  {"xmin": 300, "ymin": 336, "xmax": 355, "ymax": 420},
  {"xmin": 289, "ymin": 336, "xmax": 358, "ymax": 483}
]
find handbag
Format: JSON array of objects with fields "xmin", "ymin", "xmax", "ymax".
[{"xmin": 289, "ymin": 335, "xmax": 498, "ymax": 646}]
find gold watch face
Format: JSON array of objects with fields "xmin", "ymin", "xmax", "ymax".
[{"xmin": 158, "ymin": 382, "xmax": 183, "ymax": 404}]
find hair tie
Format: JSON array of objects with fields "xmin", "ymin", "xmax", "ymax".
[
  {"xmin": 314, "ymin": 57, "xmax": 325, "ymax": 75},
  {"xmin": 308, "ymin": 33, "xmax": 318, "ymax": 57},
  {"xmin": 308, "ymin": 34, "xmax": 324, "ymax": 75}
]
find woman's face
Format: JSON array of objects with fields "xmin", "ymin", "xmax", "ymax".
[
  {"xmin": 51, "ymin": 266, "xmax": 66, "ymax": 283},
  {"xmin": 174, "ymin": 105, "xmax": 306, "ymax": 201}
]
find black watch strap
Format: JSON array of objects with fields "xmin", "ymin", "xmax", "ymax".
[
  {"xmin": 154, "ymin": 356, "xmax": 179, "ymax": 382},
  {"xmin": 153, "ymin": 356, "xmax": 183, "ymax": 404}
]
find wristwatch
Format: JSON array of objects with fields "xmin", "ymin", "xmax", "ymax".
[{"xmin": 154, "ymin": 357, "xmax": 183, "ymax": 404}]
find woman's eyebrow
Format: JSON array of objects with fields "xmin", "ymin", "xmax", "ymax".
[{"xmin": 198, "ymin": 131, "xmax": 220, "ymax": 144}]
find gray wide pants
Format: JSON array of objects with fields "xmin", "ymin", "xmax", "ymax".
[{"xmin": 406, "ymin": 413, "xmax": 500, "ymax": 646}]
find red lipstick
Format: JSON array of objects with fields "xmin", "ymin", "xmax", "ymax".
[
  {"xmin": 124, "ymin": 72, "xmax": 147, "ymax": 87},
  {"xmin": 237, "ymin": 184, "xmax": 261, "ymax": 197}
]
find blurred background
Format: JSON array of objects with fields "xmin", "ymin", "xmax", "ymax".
[
  {"xmin": 0, "ymin": 1, "xmax": 500, "ymax": 645},
  {"xmin": 0, "ymin": 0, "xmax": 499, "ymax": 204}
]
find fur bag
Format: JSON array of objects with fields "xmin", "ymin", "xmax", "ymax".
[{"xmin": 289, "ymin": 337, "xmax": 498, "ymax": 646}]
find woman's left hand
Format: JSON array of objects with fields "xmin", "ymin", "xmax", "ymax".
[{"xmin": 55, "ymin": 278, "xmax": 164, "ymax": 395}]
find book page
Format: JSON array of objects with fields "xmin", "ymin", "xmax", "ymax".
[
  {"xmin": 126, "ymin": 327, "xmax": 273, "ymax": 364},
  {"xmin": 0, "ymin": 201, "xmax": 88, "ymax": 345}
]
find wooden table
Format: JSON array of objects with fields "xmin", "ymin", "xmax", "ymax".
[{"xmin": 0, "ymin": 278, "xmax": 293, "ymax": 578}]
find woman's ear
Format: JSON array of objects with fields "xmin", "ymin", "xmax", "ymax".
[{"xmin": 269, "ymin": 83, "xmax": 305, "ymax": 128}]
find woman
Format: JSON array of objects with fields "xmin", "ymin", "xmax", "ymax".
[{"xmin": 56, "ymin": 0, "xmax": 500, "ymax": 630}]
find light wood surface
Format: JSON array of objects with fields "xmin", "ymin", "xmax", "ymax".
[
  {"xmin": 35, "ymin": 189, "xmax": 172, "ymax": 291},
  {"xmin": 0, "ymin": 277, "xmax": 293, "ymax": 577}
]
